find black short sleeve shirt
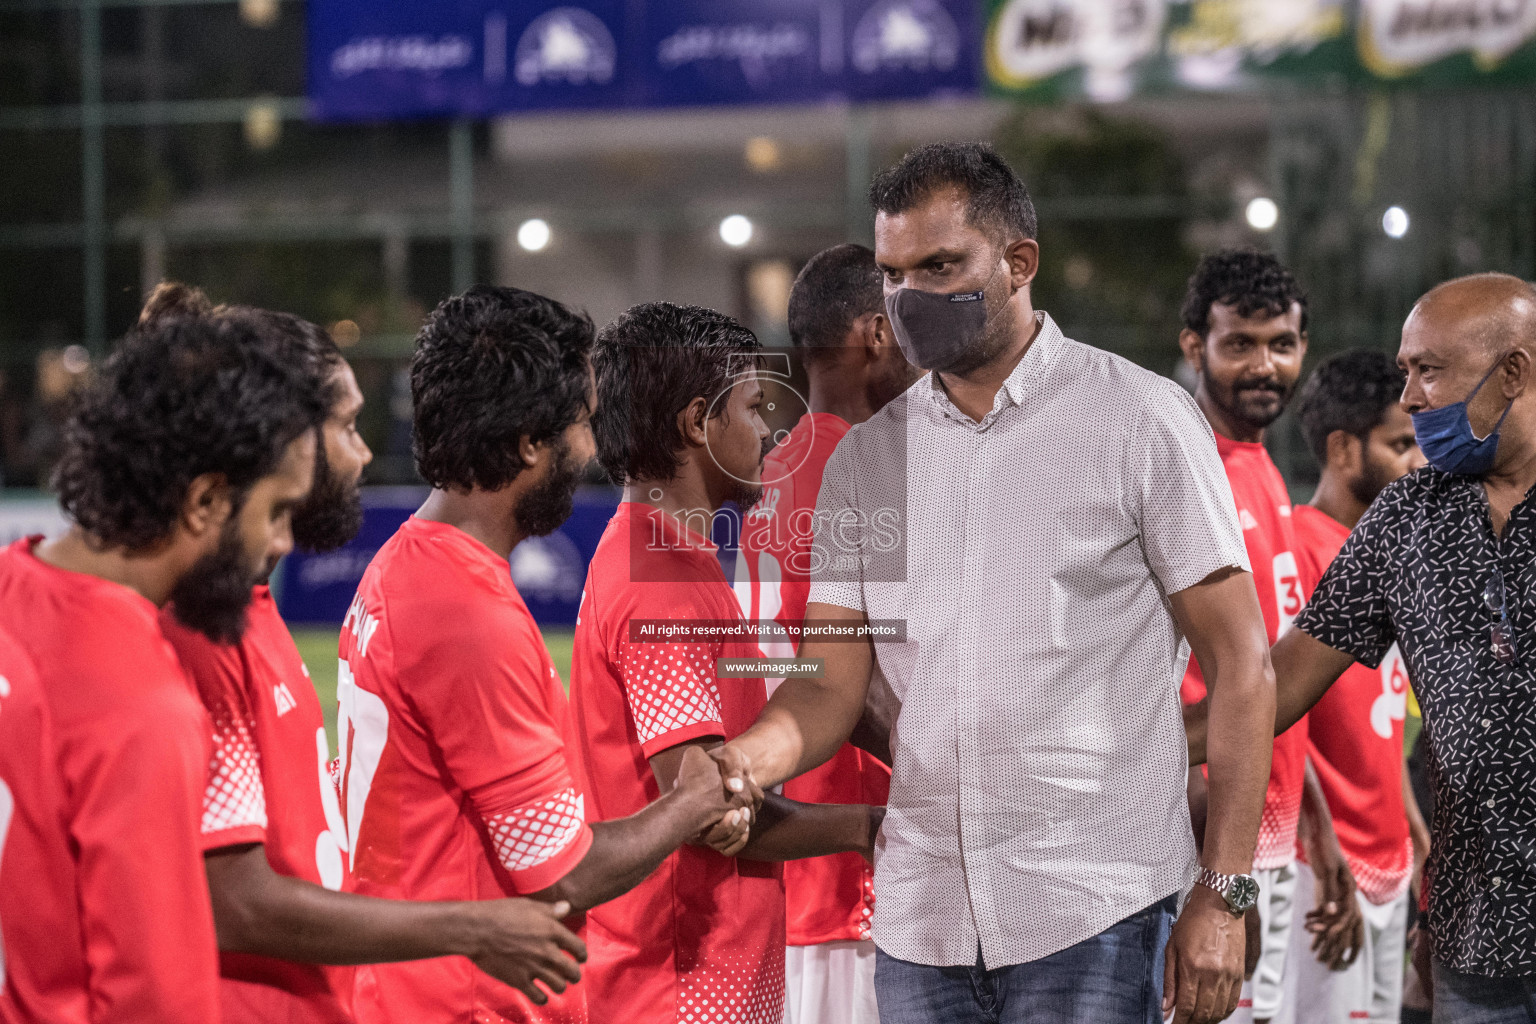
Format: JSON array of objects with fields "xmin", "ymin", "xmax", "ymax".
[{"xmin": 1296, "ymin": 466, "xmax": 1536, "ymax": 977}]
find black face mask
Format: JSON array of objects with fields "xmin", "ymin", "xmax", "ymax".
[{"xmin": 884, "ymin": 264, "xmax": 1001, "ymax": 372}]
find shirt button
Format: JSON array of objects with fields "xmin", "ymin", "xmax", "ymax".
[
  {"xmin": 1482, "ymin": 718, "xmax": 1493, "ymax": 728},
  {"xmin": 1493, "ymin": 876, "xmax": 1503, "ymax": 887},
  {"xmin": 1487, "ymin": 797, "xmax": 1497, "ymax": 808}
]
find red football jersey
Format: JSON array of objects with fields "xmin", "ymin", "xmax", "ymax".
[
  {"xmin": 338, "ymin": 517, "xmax": 593, "ymax": 1024},
  {"xmin": 0, "ymin": 623, "xmax": 79, "ymax": 1022},
  {"xmin": 162, "ymin": 586, "xmax": 354, "ymax": 1023},
  {"xmin": 1180, "ymin": 436, "xmax": 1309, "ymax": 871},
  {"xmin": 1291, "ymin": 505, "xmax": 1413, "ymax": 905},
  {"xmin": 571, "ymin": 502, "xmax": 786, "ymax": 1024},
  {"xmin": 734, "ymin": 413, "xmax": 888, "ymax": 946},
  {"xmin": 0, "ymin": 537, "xmax": 219, "ymax": 1023}
]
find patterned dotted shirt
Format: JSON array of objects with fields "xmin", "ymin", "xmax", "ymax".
[{"xmin": 1296, "ymin": 466, "xmax": 1536, "ymax": 977}]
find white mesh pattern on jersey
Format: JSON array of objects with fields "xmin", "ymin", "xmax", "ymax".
[
  {"xmin": 202, "ymin": 695, "xmax": 268, "ymax": 835},
  {"xmin": 805, "ymin": 312, "xmax": 1251, "ymax": 968},
  {"xmin": 621, "ymin": 643, "xmax": 722, "ymax": 746},
  {"xmin": 1255, "ymin": 787, "xmax": 1304, "ymax": 871},
  {"xmin": 1350, "ymin": 837, "xmax": 1415, "ymax": 906},
  {"xmin": 676, "ymin": 945, "xmax": 785, "ymax": 1024},
  {"xmin": 486, "ymin": 788, "xmax": 585, "ymax": 873}
]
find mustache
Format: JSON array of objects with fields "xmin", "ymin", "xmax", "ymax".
[{"xmin": 1234, "ymin": 378, "xmax": 1286, "ymax": 395}]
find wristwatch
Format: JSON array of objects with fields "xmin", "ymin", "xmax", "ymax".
[{"xmin": 1195, "ymin": 867, "xmax": 1260, "ymax": 916}]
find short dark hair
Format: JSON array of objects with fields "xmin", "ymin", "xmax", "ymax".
[
  {"xmin": 1295, "ymin": 349, "xmax": 1406, "ymax": 465},
  {"xmin": 593, "ymin": 302, "xmax": 759, "ymax": 484},
  {"xmin": 1181, "ymin": 248, "xmax": 1309, "ymax": 337},
  {"xmin": 53, "ymin": 315, "xmax": 327, "ymax": 550},
  {"xmin": 411, "ymin": 285, "xmax": 594, "ymax": 492},
  {"xmin": 868, "ymin": 141, "xmax": 1038, "ymax": 244},
  {"xmin": 787, "ymin": 244, "xmax": 884, "ymax": 360}
]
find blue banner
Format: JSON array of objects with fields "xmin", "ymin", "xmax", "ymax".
[
  {"xmin": 277, "ymin": 486, "xmax": 623, "ymax": 626},
  {"xmin": 308, "ymin": 0, "xmax": 980, "ymax": 121}
]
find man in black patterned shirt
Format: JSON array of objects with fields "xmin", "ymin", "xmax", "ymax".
[{"xmin": 1188, "ymin": 273, "xmax": 1536, "ymax": 1023}]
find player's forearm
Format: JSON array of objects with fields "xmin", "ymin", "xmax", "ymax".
[
  {"xmin": 1202, "ymin": 647, "xmax": 1274, "ymax": 875},
  {"xmin": 733, "ymin": 677, "xmax": 865, "ymax": 788},
  {"xmin": 738, "ymin": 795, "xmax": 883, "ymax": 862},
  {"xmin": 538, "ymin": 790, "xmax": 702, "ymax": 911},
  {"xmin": 208, "ymin": 848, "xmax": 500, "ymax": 964}
]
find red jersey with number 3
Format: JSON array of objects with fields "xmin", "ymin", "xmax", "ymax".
[
  {"xmin": 162, "ymin": 586, "xmax": 354, "ymax": 1024},
  {"xmin": 0, "ymin": 537, "xmax": 219, "ymax": 1024},
  {"xmin": 571, "ymin": 502, "xmax": 785, "ymax": 1024},
  {"xmin": 1180, "ymin": 437, "xmax": 1309, "ymax": 871},
  {"xmin": 339, "ymin": 517, "xmax": 593, "ymax": 1024},
  {"xmin": 735, "ymin": 412, "xmax": 888, "ymax": 946},
  {"xmin": 1291, "ymin": 504, "xmax": 1413, "ymax": 905}
]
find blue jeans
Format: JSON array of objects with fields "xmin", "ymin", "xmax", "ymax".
[
  {"xmin": 874, "ymin": 894, "xmax": 1177, "ymax": 1024},
  {"xmin": 1433, "ymin": 959, "xmax": 1536, "ymax": 1023}
]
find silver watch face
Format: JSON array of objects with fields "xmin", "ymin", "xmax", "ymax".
[{"xmin": 1227, "ymin": 874, "xmax": 1260, "ymax": 912}]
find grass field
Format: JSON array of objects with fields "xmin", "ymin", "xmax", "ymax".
[{"xmin": 292, "ymin": 626, "xmax": 577, "ymax": 750}]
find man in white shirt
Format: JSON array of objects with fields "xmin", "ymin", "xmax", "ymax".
[{"xmin": 712, "ymin": 142, "xmax": 1277, "ymax": 1024}]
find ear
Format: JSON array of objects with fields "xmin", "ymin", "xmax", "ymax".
[
  {"xmin": 518, "ymin": 435, "xmax": 542, "ymax": 471},
  {"xmin": 181, "ymin": 472, "xmax": 232, "ymax": 539},
  {"xmin": 852, "ymin": 312, "xmax": 891, "ymax": 362},
  {"xmin": 1499, "ymin": 347, "xmax": 1531, "ymax": 399},
  {"xmin": 1178, "ymin": 328, "xmax": 1206, "ymax": 373},
  {"xmin": 1005, "ymin": 238, "xmax": 1040, "ymax": 291},
  {"xmin": 677, "ymin": 395, "xmax": 711, "ymax": 448},
  {"xmin": 1324, "ymin": 429, "xmax": 1362, "ymax": 476}
]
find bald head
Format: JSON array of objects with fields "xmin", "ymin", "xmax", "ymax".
[
  {"xmin": 1406, "ymin": 273, "xmax": 1536, "ymax": 360},
  {"xmin": 1398, "ymin": 274, "xmax": 1536, "ymax": 467}
]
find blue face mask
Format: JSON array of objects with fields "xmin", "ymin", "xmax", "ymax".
[{"xmin": 1410, "ymin": 355, "xmax": 1514, "ymax": 476}]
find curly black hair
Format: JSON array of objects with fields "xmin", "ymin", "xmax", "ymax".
[
  {"xmin": 221, "ymin": 307, "xmax": 345, "ymax": 413},
  {"xmin": 593, "ymin": 302, "xmax": 759, "ymax": 485},
  {"xmin": 868, "ymin": 142, "xmax": 1038, "ymax": 244},
  {"xmin": 1295, "ymin": 349, "xmax": 1406, "ymax": 465},
  {"xmin": 411, "ymin": 285, "xmax": 594, "ymax": 492},
  {"xmin": 1181, "ymin": 248, "xmax": 1309, "ymax": 337},
  {"xmin": 139, "ymin": 282, "xmax": 345, "ymax": 411},
  {"xmin": 53, "ymin": 314, "xmax": 328, "ymax": 550},
  {"xmin": 788, "ymin": 243, "xmax": 884, "ymax": 361}
]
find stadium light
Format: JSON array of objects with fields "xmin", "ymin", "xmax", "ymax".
[
  {"xmin": 719, "ymin": 215, "xmax": 753, "ymax": 248},
  {"xmin": 1245, "ymin": 197, "xmax": 1279, "ymax": 232},
  {"xmin": 1382, "ymin": 206, "xmax": 1410, "ymax": 239},
  {"xmin": 517, "ymin": 218, "xmax": 551, "ymax": 252}
]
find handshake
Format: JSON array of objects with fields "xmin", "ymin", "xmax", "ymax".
[{"xmin": 664, "ymin": 743, "xmax": 883, "ymax": 864}]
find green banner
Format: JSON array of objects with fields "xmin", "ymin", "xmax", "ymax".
[{"xmin": 984, "ymin": 0, "xmax": 1536, "ymax": 100}]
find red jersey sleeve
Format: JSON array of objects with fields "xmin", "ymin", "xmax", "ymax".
[
  {"xmin": 167, "ymin": 625, "xmax": 270, "ymax": 850},
  {"xmin": 402, "ymin": 608, "xmax": 593, "ymax": 894},
  {"xmin": 613, "ymin": 587, "xmax": 727, "ymax": 758},
  {"xmin": 67, "ymin": 680, "xmax": 220, "ymax": 1023}
]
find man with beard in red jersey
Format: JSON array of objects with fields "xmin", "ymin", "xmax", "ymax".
[
  {"xmin": 573, "ymin": 302, "xmax": 882, "ymax": 1024},
  {"xmin": 338, "ymin": 286, "xmax": 746, "ymax": 1024},
  {"xmin": 734, "ymin": 244, "xmax": 917, "ymax": 1024},
  {"xmin": 146, "ymin": 285, "xmax": 589, "ymax": 1024},
  {"xmin": 0, "ymin": 309, "xmax": 324, "ymax": 1023},
  {"xmin": 1177, "ymin": 250, "xmax": 1355, "ymax": 1024}
]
